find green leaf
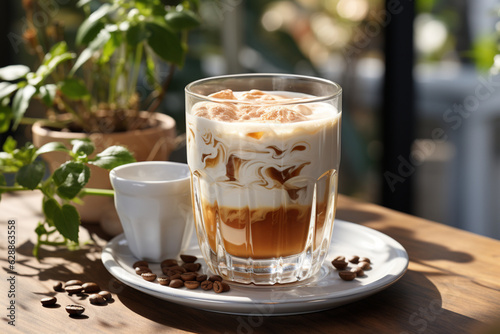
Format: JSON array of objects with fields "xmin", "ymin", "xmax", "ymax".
[
  {"xmin": 43, "ymin": 197, "xmax": 59, "ymax": 226},
  {"xmin": 165, "ymin": 10, "xmax": 200, "ymax": 30},
  {"xmin": 15, "ymin": 160, "xmax": 45, "ymax": 190},
  {"xmin": 0, "ymin": 82, "xmax": 19, "ymax": 100},
  {"xmin": 11, "ymin": 85, "xmax": 36, "ymax": 130},
  {"xmin": 76, "ymin": 4, "xmax": 112, "ymax": 46},
  {"xmin": 99, "ymin": 30, "xmax": 122, "ymax": 64},
  {"xmin": 59, "ymin": 78, "xmax": 90, "ymax": 100},
  {"xmin": 71, "ymin": 29, "xmax": 111, "ymax": 75},
  {"xmin": 53, "ymin": 161, "xmax": 90, "ymax": 199},
  {"xmin": 53, "ymin": 204, "xmax": 80, "ymax": 242},
  {"xmin": 89, "ymin": 145, "xmax": 135, "ymax": 170},
  {"xmin": 35, "ymin": 53, "xmax": 75, "ymax": 84},
  {"xmin": 71, "ymin": 139, "xmax": 94, "ymax": 156},
  {"xmin": 0, "ymin": 105, "xmax": 12, "ymax": 133},
  {"xmin": 126, "ymin": 23, "xmax": 150, "ymax": 45},
  {"xmin": 145, "ymin": 22, "xmax": 184, "ymax": 66},
  {"xmin": 39, "ymin": 84, "xmax": 57, "ymax": 106},
  {"xmin": 36, "ymin": 142, "xmax": 69, "ymax": 156},
  {"xmin": 0, "ymin": 65, "xmax": 30, "ymax": 81},
  {"xmin": 3, "ymin": 136, "xmax": 17, "ymax": 153}
]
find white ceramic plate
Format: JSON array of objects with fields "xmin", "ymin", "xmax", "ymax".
[{"xmin": 101, "ymin": 220, "xmax": 409, "ymax": 316}]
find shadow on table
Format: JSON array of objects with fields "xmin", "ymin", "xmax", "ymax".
[{"xmin": 114, "ymin": 269, "xmax": 482, "ymax": 333}]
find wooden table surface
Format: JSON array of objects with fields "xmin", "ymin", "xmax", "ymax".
[{"xmin": 1, "ymin": 191, "xmax": 500, "ymax": 333}]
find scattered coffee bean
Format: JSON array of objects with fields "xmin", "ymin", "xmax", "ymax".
[
  {"xmin": 358, "ymin": 261, "xmax": 371, "ymax": 270},
  {"xmin": 180, "ymin": 254, "xmax": 198, "ymax": 263},
  {"xmin": 41, "ymin": 296, "xmax": 57, "ymax": 306},
  {"xmin": 209, "ymin": 275, "xmax": 223, "ymax": 282},
  {"xmin": 348, "ymin": 255, "xmax": 360, "ymax": 264},
  {"xmin": 133, "ymin": 260, "xmax": 149, "ymax": 268},
  {"xmin": 53, "ymin": 281, "xmax": 64, "ymax": 292},
  {"xmin": 65, "ymin": 304, "xmax": 85, "ymax": 316},
  {"xmin": 331, "ymin": 259, "xmax": 348, "ymax": 270},
  {"xmin": 183, "ymin": 263, "xmax": 201, "ymax": 272},
  {"xmin": 82, "ymin": 282, "xmax": 100, "ymax": 293},
  {"xmin": 98, "ymin": 291, "xmax": 112, "ymax": 301},
  {"xmin": 359, "ymin": 257, "xmax": 371, "ymax": 264},
  {"xmin": 169, "ymin": 273, "xmax": 182, "ymax": 280},
  {"xmin": 141, "ymin": 272, "xmax": 157, "ymax": 282},
  {"xmin": 201, "ymin": 280, "xmax": 213, "ymax": 291},
  {"xmin": 65, "ymin": 279, "xmax": 83, "ymax": 287},
  {"xmin": 213, "ymin": 281, "xmax": 230, "ymax": 293},
  {"xmin": 196, "ymin": 274, "xmax": 208, "ymax": 282},
  {"xmin": 168, "ymin": 265, "xmax": 187, "ymax": 274},
  {"xmin": 351, "ymin": 267, "xmax": 364, "ymax": 277},
  {"xmin": 158, "ymin": 276, "xmax": 171, "ymax": 286},
  {"xmin": 135, "ymin": 266, "xmax": 152, "ymax": 275},
  {"xmin": 169, "ymin": 279, "xmax": 184, "ymax": 288},
  {"xmin": 339, "ymin": 271, "xmax": 356, "ymax": 281},
  {"xmin": 184, "ymin": 281, "xmax": 201, "ymax": 289},
  {"xmin": 89, "ymin": 293, "xmax": 106, "ymax": 305},
  {"xmin": 333, "ymin": 255, "xmax": 345, "ymax": 262},
  {"xmin": 180, "ymin": 272, "xmax": 197, "ymax": 282},
  {"xmin": 65, "ymin": 285, "xmax": 84, "ymax": 295},
  {"xmin": 161, "ymin": 259, "xmax": 178, "ymax": 268}
]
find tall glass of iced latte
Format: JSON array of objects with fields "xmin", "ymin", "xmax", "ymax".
[{"xmin": 185, "ymin": 74, "xmax": 341, "ymax": 285}]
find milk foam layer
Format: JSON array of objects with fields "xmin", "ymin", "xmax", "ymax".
[{"xmin": 187, "ymin": 90, "xmax": 341, "ymax": 209}]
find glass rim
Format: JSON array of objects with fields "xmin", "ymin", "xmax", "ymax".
[{"xmin": 185, "ymin": 73, "xmax": 342, "ymax": 105}]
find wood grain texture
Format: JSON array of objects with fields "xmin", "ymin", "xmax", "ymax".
[{"xmin": 1, "ymin": 192, "xmax": 499, "ymax": 333}]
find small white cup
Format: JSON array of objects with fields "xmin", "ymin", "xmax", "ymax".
[{"xmin": 110, "ymin": 161, "xmax": 193, "ymax": 262}]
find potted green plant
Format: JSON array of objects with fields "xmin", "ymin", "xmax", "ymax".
[
  {"xmin": 0, "ymin": 0, "xmax": 200, "ymax": 224},
  {"xmin": 0, "ymin": 136, "xmax": 135, "ymax": 257}
]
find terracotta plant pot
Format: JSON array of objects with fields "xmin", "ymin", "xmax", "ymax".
[{"xmin": 32, "ymin": 111, "xmax": 177, "ymax": 234}]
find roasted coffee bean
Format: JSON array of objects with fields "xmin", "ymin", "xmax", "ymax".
[
  {"xmin": 183, "ymin": 263, "xmax": 201, "ymax": 272},
  {"xmin": 82, "ymin": 282, "xmax": 100, "ymax": 293},
  {"xmin": 65, "ymin": 304, "xmax": 85, "ymax": 316},
  {"xmin": 169, "ymin": 273, "xmax": 182, "ymax": 280},
  {"xmin": 53, "ymin": 281, "xmax": 64, "ymax": 292},
  {"xmin": 41, "ymin": 296, "xmax": 57, "ymax": 306},
  {"xmin": 331, "ymin": 259, "xmax": 348, "ymax": 270},
  {"xmin": 358, "ymin": 261, "xmax": 371, "ymax": 270},
  {"xmin": 359, "ymin": 257, "xmax": 371, "ymax": 264},
  {"xmin": 200, "ymin": 280, "xmax": 213, "ymax": 291},
  {"xmin": 65, "ymin": 285, "xmax": 84, "ymax": 294},
  {"xmin": 133, "ymin": 260, "xmax": 149, "ymax": 268},
  {"xmin": 351, "ymin": 267, "xmax": 364, "ymax": 277},
  {"xmin": 161, "ymin": 259, "xmax": 178, "ymax": 268},
  {"xmin": 89, "ymin": 293, "xmax": 106, "ymax": 305},
  {"xmin": 135, "ymin": 266, "xmax": 152, "ymax": 275},
  {"xmin": 180, "ymin": 254, "xmax": 198, "ymax": 263},
  {"xmin": 209, "ymin": 275, "xmax": 223, "ymax": 282},
  {"xmin": 339, "ymin": 270, "xmax": 356, "ymax": 281},
  {"xmin": 333, "ymin": 255, "xmax": 345, "ymax": 262},
  {"xmin": 339, "ymin": 271, "xmax": 356, "ymax": 281},
  {"xmin": 169, "ymin": 279, "xmax": 184, "ymax": 288},
  {"xmin": 213, "ymin": 281, "xmax": 230, "ymax": 293},
  {"xmin": 141, "ymin": 272, "xmax": 157, "ymax": 282},
  {"xmin": 98, "ymin": 291, "xmax": 112, "ymax": 301},
  {"xmin": 184, "ymin": 281, "xmax": 200, "ymax": 289},
  {"xmin": 348, "ymin": 255, "xmax": 360, "ymax": 264},
  {"xmin": 180, "ymin": 272, "xmax": 197, "ymax": 282},
  {"xmin": 169, "ymin": 265, "xmax": 187, "ymax": 273},
  {"xmin": 157, "ymin": 276, "xmax": 171, "ymax": 286},
  {"xmin": 65, "ymin": 279, "xmax": 83, "ymax": 287},
  {"xmin": 196, "ymin": 274, "xmax": 208, "ymax": 282}
]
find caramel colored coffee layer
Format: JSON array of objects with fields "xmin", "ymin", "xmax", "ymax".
[{"xmin": 200, "ymin": 202, "xmax": 328, "ymax": 259}]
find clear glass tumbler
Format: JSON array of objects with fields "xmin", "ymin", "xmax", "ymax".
[{"xmin": 185, "ymin": 74, "xmax": 342, "ymax": 285}]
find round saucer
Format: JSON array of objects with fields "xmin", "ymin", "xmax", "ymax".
[{"xmin": 101, "ymin": 219, "xmax": 409, "ymax": 316}]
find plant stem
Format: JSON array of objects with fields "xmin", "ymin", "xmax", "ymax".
[
  {"xmin": 148, "ymin": 64, "xmax": 175, "ymax": 113},
  {"xmin": 129, "ymin": 43, "xmax": 143, "ymax": 100},
  {"xmin": 79, "ymin": 188, "xmax": 115, "ymax": 197},
  {"xmin": 0, "ymin": 185, "xmax": 39, "ymax": 192}
]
